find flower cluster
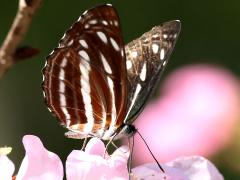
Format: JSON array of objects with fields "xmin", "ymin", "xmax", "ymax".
[{"xmin": 0, "ymin": 135, "xmax": 224, "ymax": 180}]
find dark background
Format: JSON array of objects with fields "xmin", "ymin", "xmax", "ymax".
[{"xmin": 0, "ymin": 0, "xmax": 239, "ymax": 178}]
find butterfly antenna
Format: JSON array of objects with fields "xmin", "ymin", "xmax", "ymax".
[
  {"xmin": 136, "ymin": 130, "xmax": 165, "ymax": 172},
  {"xmin": 104, "ymin": 133, "xmax": 118, "ymax": 158}
]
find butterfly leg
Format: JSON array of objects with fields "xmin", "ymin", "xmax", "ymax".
[
  {"xmin": 110, "ymin": 141, "xmax": 119, "ymax": 150},
  {"xmin": 81, "ymin": 137, "xmax": 88, "ymax": 150},
  {"xmin": 127, "ymin": 136, "xmax": 134, "ymax": 176},
  {"xmin": 104, "ymin": 133, "xmax": 118, "ymax": 158}
]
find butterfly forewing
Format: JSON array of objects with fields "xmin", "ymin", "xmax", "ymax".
[
  {"xmin": 124, "ymin": 20, "xmax": 181, "ymax": 122},
  {"xmin": 42, "ymin": 4, "xmax": 127, "ymax": 139}
]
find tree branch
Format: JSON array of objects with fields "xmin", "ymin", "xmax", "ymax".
[{"xmin": 0, "ymin": 0, "xmax": 42, "ymax": 78}]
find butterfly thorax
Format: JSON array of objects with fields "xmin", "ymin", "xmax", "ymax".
[{"xmin": 114, "ymin": 123, "xmax": 137, "ymax": 139}]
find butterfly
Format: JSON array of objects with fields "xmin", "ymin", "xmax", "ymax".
[{"xmin": 42, "ymin": 4, "xmax": 181, "ymax": 141}]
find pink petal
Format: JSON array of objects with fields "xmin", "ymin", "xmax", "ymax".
[
  {"xmin": 108, "ymin": 146, "xmax": 130, "ymax": 177},
  {"xmin": 66, "ymin": 138, "xmax": 129, "ymax": 180},
  {"xmin": 132, "ymin": 163, "xmax": 189, "ymax": 180},
  {"xmin": 0, "ymin": 155, "xmax": 15, "ymax": 180},
  {"xmin": 85, "ymin": 137, "xmax": 106, "ymax": 156},
  {"xmin": 132, "ymin": 156, "xmax": 223, "ymax": 179},
  {"xmin": 16, "ymin": 135, "xmax": 63, "ymax": 180},
  {"xmin": 166, "ymin": 156, "xmax": 224, "ymax": 180}
]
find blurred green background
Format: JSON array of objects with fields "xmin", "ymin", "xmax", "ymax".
[{"xmin": 0, "ymin": 0, "xmax": 239, "ymax": 178}]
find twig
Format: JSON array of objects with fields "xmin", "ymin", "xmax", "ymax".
[{"xmin": 0, "ymin": 0, "xmax": 42, "ymax": 78}]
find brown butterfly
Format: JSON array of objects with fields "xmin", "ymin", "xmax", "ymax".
[{"xmin": 42, "ymin": 4, "xmax": 181, "ymax": 141}]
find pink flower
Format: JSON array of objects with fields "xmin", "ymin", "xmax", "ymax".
[
  {"xmin": 0, "ymin": 152, "xmax": 15, "ymax": 180},
  {"xmin": 0, "ymin": 135, "xmax": 130, "ymax": 179},
  {"xmin": 66, "ymin": 137, "xmax": 130, "ymax": 180},
  {"xmin": 0, "ymin": 135, "xmax": 224, "ymax": 179},
  {"xmin": 0, "ymin": 135, "xmax": 64, "ymax": 180},
  {"xmin": 132, "ymin": 156, "xmax": 224, "ymax": 180},
  {"xmin": 16, "ymin": 135, "xmax": 64, "ymax": 180},
  {"xmin": 129, "ymin": 64, "xmax": 240, "ymax": 165}
]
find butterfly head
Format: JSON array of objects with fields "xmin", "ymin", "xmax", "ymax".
[{"xmin": 114, "ymin": 124, "xmax": 137, "ymax": 140}]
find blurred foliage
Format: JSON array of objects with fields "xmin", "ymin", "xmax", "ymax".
[{"xmin": 0, "ymin": 0, "xmax": 239, "ymax": 178}]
